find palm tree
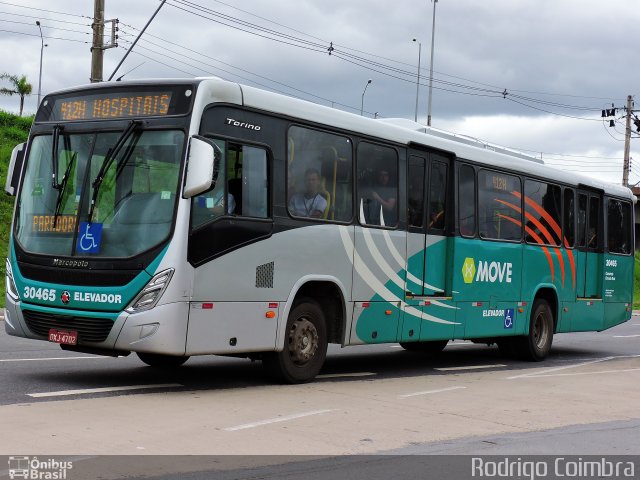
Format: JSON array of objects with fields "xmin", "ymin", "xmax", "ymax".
[{"xmin": 0, "ymin": 73, "xmax": 33, "ymax": 116}]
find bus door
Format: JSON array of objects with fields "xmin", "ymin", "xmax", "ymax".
[
  {"xmin": 576, "ymin": 189, "xmax": 603, "ymax": 299},
  {"xmin": 401, "ymin": 149, "xmax": 453, "ymax": 342},
  {"xmin": 405, "ymin": 150, "xmax": 450, "ymax": 297}
]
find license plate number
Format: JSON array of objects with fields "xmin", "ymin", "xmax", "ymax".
[{"xmin": 48, "ymin": 329, "xmax": 78, "ymax": 345}]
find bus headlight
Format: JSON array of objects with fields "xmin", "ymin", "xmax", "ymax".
[
  {"xmin": 126, "ymin": 268, "xmax": 174, "ymax": 313},
  {"xmin": 5, "ymin": 258, "xmax": 19, "ymax": 301}
]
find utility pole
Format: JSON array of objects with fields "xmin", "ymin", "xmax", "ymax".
[
  {"xmin": 90, "ymin": 0, "xmax": 105, "ymax": 83},
  {"xmin": 623, "ymin": 95, "xmax": 633, "ymax": 187}
]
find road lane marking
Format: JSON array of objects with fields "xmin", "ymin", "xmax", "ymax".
[
  {"xmin": 27, "ymin": 383, "xmax": 183, "ymax": 398},
  {"xmin": 507, "ymin": 356, "xmax": 615, "ymax": 380},
  {"xmin": 447, "ymin": 343, "xmax": 476, "ymax": 347},
  {"xmin": 224, "ymin": 409, "xmax": 335, "ymax": 431},
  {"xmin": 317, "ymin": 372, "xmax": 376, "ymax": 379},
  {"xmin": 398, "ymin": 386, "xmax": 467, "ymax": 398},
  {"xmin": 613, "ymin": 334, "xmax": 640, "ymax": 338},
  {"xmin": 1, "ymin": 356, "xmax": 109, "ymax": 362},
  {"xmin": 519, "ymin": 368, "xmax": 640, "ymax": 378},
  {"xmin": 436, "ymin": 364, "xmax": 506, "ymax": 371}
]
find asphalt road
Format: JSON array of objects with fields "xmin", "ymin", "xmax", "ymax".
[{"xmin": 0, "ymin": 317, "xmax": 638, "ymax": 479}]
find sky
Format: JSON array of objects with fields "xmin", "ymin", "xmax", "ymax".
[{"xmin": 0, "ymin": 0, "xmax": 638, "ymax": 185}]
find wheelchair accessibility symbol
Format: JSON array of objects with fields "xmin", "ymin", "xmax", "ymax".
[
  {"xmin": 76, "ymin": 222, "xmax": 103, "ymax": 254},
  {"xmin": 503, "ymin": 308, "xmax": 515, "ymax": 329}
]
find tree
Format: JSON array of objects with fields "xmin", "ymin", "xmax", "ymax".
[{"xmin": 0, "ymin": 73, "xmax": 33, "ymax": 116}]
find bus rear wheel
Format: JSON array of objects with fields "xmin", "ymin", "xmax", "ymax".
[
  {"xmin": 516, "ymin": 298, "xmax": 554, "ymax": 361},
  {"xmin": 263, "ymin": 298, "xmax": 328, "ymax": 384},
  {"xmin": 399, "ymin": 340, "xmax": 448, "ymax": 354},
  {"xmin": 137, "ymin": 352, "xmax": 190, "ymax": 368}
]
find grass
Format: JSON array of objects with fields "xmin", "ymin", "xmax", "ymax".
[{"xmin": 0, "ymin": 110, "xmax": 32, "ymax": 308}]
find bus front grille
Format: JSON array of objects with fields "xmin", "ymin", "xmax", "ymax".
[{"xmin": 22, "ymin": 310, "xmax": 114, "ymax": 343}]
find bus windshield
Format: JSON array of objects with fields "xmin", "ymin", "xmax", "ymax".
[{"xmin": 15, "ymin": 127, "xmax": 184, "ymax": 258}]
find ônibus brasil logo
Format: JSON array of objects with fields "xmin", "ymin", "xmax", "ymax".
[
  {"xmin": 60, "ymin": 291, "xmax": 71, "ymax": 304},
  {"xmin": 462, "ymin": 257, "xmax": 513, "ymax": 284}
]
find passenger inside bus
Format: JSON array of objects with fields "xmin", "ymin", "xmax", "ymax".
[
  {"xmin": 288, "ymin": 168, "xmax": 328, "ymax": 218},
  {"xmin": 365, "ymin": 168, "xmax": 397, "ymax": 225}
]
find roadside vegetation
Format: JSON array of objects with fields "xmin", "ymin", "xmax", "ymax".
[{"xmin": 0, "ymin": 109, "xmax": 32, "ymax": 308}]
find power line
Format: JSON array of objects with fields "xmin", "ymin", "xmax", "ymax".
[
  {"xmin": 0, "ymin": 1, "xmax": 90, "ymax": 19},
  {"xmin": 0, "ymin": 28, "xmax": 90, "ymax": 43},
  {"xmin": 0, "ymin": 10, "xmax": 91, "ymax": 26}
]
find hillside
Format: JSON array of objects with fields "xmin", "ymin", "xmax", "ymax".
[{"xmin": 0, "ymin": 110, "xmax": 32, "ymax": 308}]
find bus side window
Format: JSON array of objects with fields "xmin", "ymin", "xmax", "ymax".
[
  {"xmin": 287, "ymin": 126, "xmax": 353, "ymax": 222},
  {"xmin": 607, "ymin": 199, "xmax": 631, "ymax": 255},
  {"xmin": 458, "ymin": 164, "xmax": 476, "ymax": 237}
]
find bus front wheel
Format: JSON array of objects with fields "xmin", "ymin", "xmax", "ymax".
[
  {"xmin": 516, "ymin": 298, "xmax": 554, "ymax": 361},
  {"xmin": 137, "ymin": 352, "xmax": 190, "ymax": 368},
  {"xmin": 263, "ymin": 298, "xmax": 328, "ymax": 384}
]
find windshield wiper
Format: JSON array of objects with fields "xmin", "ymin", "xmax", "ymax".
[
  {"xmin": 53, "ymin": 143, "xmax": 78, "ymax": 230},
  {"xmin": 50, "ymin": 125, "xmax": 63, "ymax": 189},
  {"xmin": 88, "ymin": 120, "xmax": 140, "ymax": 222}
]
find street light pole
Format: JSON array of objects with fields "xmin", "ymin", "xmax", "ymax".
[
  {"xmin": 360, "ymin": 79, "xmax": 372, "ymax": 116},
  {"xmin": 36, "ymin": 20, "xmax": 44, "ymax": 107},
  {"xmin": 426, "ymin": 0, "xmax": 438, "ymax": 126},
  {"xmin": 413, "ymin": 38, "xmax": 421, "ymax": 122}
]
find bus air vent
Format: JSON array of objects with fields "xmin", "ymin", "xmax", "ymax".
[{"xmin": 255, "ymin": 261, "xmax": 274, "ymax": 288}]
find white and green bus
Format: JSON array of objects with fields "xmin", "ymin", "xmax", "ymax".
[{"xmin": 4, "ymin": 77, "xmax": 635, "ymax": 383}]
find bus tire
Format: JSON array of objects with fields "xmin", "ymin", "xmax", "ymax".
[
  {"xmin": 137, "ymin": 352, "xmax": 190, "ymax": 368},
  {"xmin": 263, "ymin": 298, "xmax": 328, "ymax": 384},
  {"xmin": 516, "ymin": 298, "xmax": 554, "ymax": 361},
  {"xmin": 399, "ymin": 340, "xmax": 448, "ymax": 354}
]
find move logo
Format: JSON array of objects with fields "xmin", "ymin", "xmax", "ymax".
[{"xmin": 461, "ymin": 257, "xmax": 513, "ymax": 284}]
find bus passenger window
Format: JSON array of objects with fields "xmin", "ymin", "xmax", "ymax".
[
  {"xmin": 607, "ymin": 199, "xmax": 631, "ymax": 255},
  {"xmin": 458, "ymin": 164, "xmax": 475, "ymax": 237},
  {"xmin": 357, "ymin": 142, "xmax": 398, "ymax": 227},
  {"xmin": 287, "ymin": 126, "xmax": 353, "ymax": 222},
  {"xmin": 524, "ymin": 180, "xmax": 561, "ymax": 246},
  {"xmin": 478, "ymin": 170, "xmax": 521, "ymax": 241}
]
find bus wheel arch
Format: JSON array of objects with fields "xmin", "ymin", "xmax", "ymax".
[
  {"xmin": 518, "ymin": 288, "xmax": 557, "ymax": 361},
  {"xmin": 263, "ymin": 296, "xmax": 328, "ymax": 383}
]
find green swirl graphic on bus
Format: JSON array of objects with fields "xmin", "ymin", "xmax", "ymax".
[{"xmin": 462, "ymin": 257, "xmax": 513, "ymax": 284}]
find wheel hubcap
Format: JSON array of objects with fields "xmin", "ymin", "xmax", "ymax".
[
  {"xmin": 288, "ymin": 317, "xmax": 319, "ymax": 366},
  {"xmin": 533, "ymin": 311, "xmax": 549, "ymax": 350}
]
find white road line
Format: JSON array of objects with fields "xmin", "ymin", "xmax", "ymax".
[
  {"xmin": 436, "ymin": 364, "xmax": 506, "ymax": 371},
  {"xmin": 521, "ymin": 368, "xmax": 640, "ymax": 378},
  {"xmin": 224, "ymin": 409, "xmax": 335, "ymax": 432},
  {"xmin": 0, "ymin": 356, "xmax": 109, "ymax": 362},
  {"xmin": 398, "ymin": 386, "xmax": 467, "ymax": 398},
  {"xmin": 27, "ymin": 383, "xmax": 183, "ymax": 398},
  {"xmin": 390, "ymin": 345, "xmax": 403, "ymax": 348},
  {"xmin": 317, "ymin": 372, "xmax": 376, "ymax": 379},
  {"xmin": 447, "ymin": 343, "xmax": 476, "ymax": 347},
  {"xmin": 613, "ymin": 334, "xmax": 640, "ymax": 338},
  {"xmin": 507, "ymin": 357, "xmax": 614, "ymax": 380}
]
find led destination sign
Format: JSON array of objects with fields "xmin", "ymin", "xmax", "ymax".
[
  {"xmin": 57, "ymin": 92, "xmax": 172, "ymax": 121},
  {"xmin": 36, "ymin": 85, "xmax": 195, "ymax": 122}
]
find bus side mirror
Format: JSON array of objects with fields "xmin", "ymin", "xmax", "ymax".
[
  {"xmin": 5, "ymin": 142, "xmax": 25, "ymax": 196},
  {"xmin": 182, "ymin": 136, "xmax": 220, "ymax": 198}
]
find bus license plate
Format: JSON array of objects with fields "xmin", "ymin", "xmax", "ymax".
[{"xmin": 48, "ymin": 329, "xmax": 78, "ymax": 345}]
